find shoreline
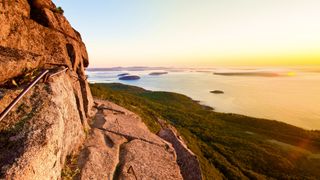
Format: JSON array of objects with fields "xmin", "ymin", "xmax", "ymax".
[
  {"xmin": 89, "ymin": 82, "xmax": 320, "ymax": 179},
  {"xmin": 89, "ymin": 82, "xmax": 319, "ymax": 131},
  {"xmin": 87, "ymin": 69, "xmax": 320, "ymax": 130}
]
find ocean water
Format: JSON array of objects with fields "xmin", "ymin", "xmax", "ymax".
[{"xmin": 87, "ymin": 68, "xmax": 320, "ymax": 130}]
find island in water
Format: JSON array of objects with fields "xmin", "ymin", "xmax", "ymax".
[
  {"xmin": 117, "ymin": 73, "xmax": 130, "ymax": 77},
  {"xmin": 149, "ymin": 72, "xmax": 168, "ymax": 76},
  {"xmin": 119, "ymin": 75, "xmax": 141, "ymax": 80},
  {"xmin": 210, "ymin": 90, "xmax": 224, "ymax": 94}
]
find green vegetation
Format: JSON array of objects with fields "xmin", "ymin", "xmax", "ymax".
[
  {"xmin": 61, "ymin": 154, "xmax": 80, "ymax": 180},
  {"xmin": 54, "ymin": 7, "xmax": 64, "ymax": 15},
  {"xmin": 90, "ymin": 83, "xmax": 320, "ymax": 179}
]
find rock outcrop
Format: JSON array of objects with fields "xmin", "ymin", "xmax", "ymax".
[
  {"xmin": 0, "ymin": 0, "xmax": 93, "ymax": 179},
  {"xmin": 0, "ymin": 0, "xmax": 200, "ymax": 179},
  {"xmin": 158, "ymin": 119, "xmax": 203, "ymax": 180},
  {"xmin": 2, "ymin": 74, "xmax": 86, "ymax": 179}
]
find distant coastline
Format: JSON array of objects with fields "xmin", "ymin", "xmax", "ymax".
[
  {"xmin": 214, "ymin": 72, "xmax": 280, "ymax": 77},
  {"xmin": 87, "ymin": 66, "xmax": 171, "ymax": 71}
]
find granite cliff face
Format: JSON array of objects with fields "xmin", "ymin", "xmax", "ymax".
[
  {"xmin": 0, "ymin": 0, "xmax": 200, "ymax": 179},
  {"xmin": 0, "ymin": 0, "xmax": 94, "ymax": 179}
]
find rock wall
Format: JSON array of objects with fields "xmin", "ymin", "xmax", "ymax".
[
  {"xmin": 0, "ymin": 0, "xmax": 94, "ymax": 179},
  {"xmin": 3, "ymin": 74, "xmax": 86, "ymax": 179}
]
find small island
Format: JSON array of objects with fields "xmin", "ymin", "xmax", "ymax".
[
  {"xmin": 210, "ymin": 90, "xmax": 224, "ymax": 94},
  {"xmin": 119, "ymin": 75, "xmax": 141, "ymax": 80},
  {"xmin": 117, "ymin": 73, "xmax": 130, "ymax": 77},
  {"xmin": 149, "ymin": 72, "xmax": 168, "ymax": 76}
]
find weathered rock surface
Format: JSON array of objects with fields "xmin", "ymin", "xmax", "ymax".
[
  {"xmin": 1, "ymin": 74, "xmax": 85, "ymax": 179},
  {"xmin": 0, "ymin": 0, "xmax": 90, "ymax": 81},
  {"xmin": 78, "ymin": 100, "xmax": 183, "ymax": 180},
  {"xmin": 78, "ymin": 129, "xmax": 126, "ymax": 180},
  {"xmin": 0, "ymin": 0, "xmax": 93, "ymax": 179},
  {"xmin": 118, "ymin": 140, "xmax": 182, "ymax": 180},
  {"xmin": 32, "ymin": 0, "xmax": 56, "ymax": 10},
  {"xmin": 0, "ymin": 46, "xmax": 44, "ymax": 84},
  {"xmin": 0, "ymin": 0, "xmax": 94, "ymax": 124}
]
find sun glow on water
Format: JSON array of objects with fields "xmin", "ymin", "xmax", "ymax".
[{"xmin": 287, "ymin": 72, "xmax": 296, "ymax": 77}]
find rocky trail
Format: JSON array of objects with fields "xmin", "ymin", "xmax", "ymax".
[{"xmin": 78, "ymin": 100, "xmax": 183, "ymax": 180}]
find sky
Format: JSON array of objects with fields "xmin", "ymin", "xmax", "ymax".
[{"xmin": 53, "ymin": 0, "xmax": 320, "ymax": 68}]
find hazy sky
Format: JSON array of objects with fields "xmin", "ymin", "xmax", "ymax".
[{"xmin": 53, "ymin": 0, "xmax": 320, "ymax": 67}]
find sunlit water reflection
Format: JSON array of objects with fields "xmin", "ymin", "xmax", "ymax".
[{"xmin": 87, "ymin": 69, "xmax": 320, "ymax": 130}]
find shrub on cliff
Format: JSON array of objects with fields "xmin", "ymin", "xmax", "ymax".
[{"xmin": 54, "ymin": 7, "xmax": 64, "ymax": 14}]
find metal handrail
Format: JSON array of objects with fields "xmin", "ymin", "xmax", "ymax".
[
  {"xmin": 0, "ymin": 67, "xmax": 69, "ymax": 122},
  {"xmin": 48, "ymin": 67, "xmax": 69, "ymax": 79},
  {"xmin": 0, "ymin": 70, "xmax": 49, "ymax": 122}
]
